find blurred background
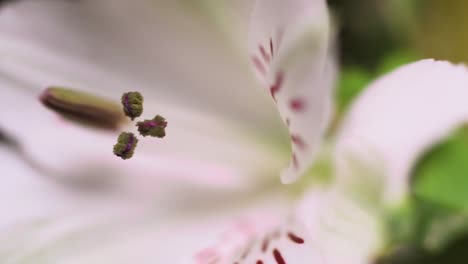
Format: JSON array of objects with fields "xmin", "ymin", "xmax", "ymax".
[
  {"xmin": 328, "ymin": 0, "xmax": 468, "ymax": 263},
  {"xmin": 328, "ymin": 0, "xmax": 468, "ymax": 113}
]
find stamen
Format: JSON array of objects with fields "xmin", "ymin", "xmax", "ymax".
[
  {"xmin": 113, "ymin": 132, "xmax": 138, "ymax": 160},
  {"xmin": 136, "ymin": 115, "xmax": 167, "ymax": 138},
  {"xmin": 40, "ymin": 87, "xmax": 125, "ymax": 131},
  {"xmin": 121, "ymin": 91, "xmax": 143, "ymax": 120}
]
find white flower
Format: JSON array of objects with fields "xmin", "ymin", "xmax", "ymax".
[
  {"xmin": 4, "ymin": 1, "xmax": 463, "ymax": 264},
  {"xmin": 0, "ymin": 1, "xmax": 369, "ymax": 263}
]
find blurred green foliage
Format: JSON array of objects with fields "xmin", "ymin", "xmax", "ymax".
[
  {"xmin": 329, "ymin": 0, "xmax": 468, "ymax": 262},
  {"xmin": 336, "ymin": 51, "xmax": 418, "ymax": 112},
  {"xmin": 413, "ymin": 127, "xmax": 468, "ymax": 210}
]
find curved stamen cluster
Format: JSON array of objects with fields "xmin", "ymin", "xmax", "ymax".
[{"xmin": 114, "ymin": 91, "xmax": 167, "ymax": 160}]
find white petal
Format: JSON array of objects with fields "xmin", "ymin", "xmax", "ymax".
[
  {"xmin": 222, "ymin": 188, "xmax": 382, "ymax": 264},
  {"xmin": 0, "ymin": 0, "xmax": 290, "ymax": 189},
  {"xmin": 0, "ymin": 0, "xmax": 277, "ymax": 123},
  {"xmin": 1, "ymin": 79, "xmax": 284, "ymax": 194},
  {"xmin": 0, "ymin": 147, "xmax": 291, "ymax": 263},
  {"xmin": 296, "ymin": 189, "xmax": 383, "ymax": 264},
  {"xmin": 249, "ymin": 0, "xmax": 336, "ymax": 184},
  {"xmin": 335, "ymin": 59, "xmax": 468, "ymax": 206},
  {"xmin": 226, "ymin": 220, "xmax": 324, "ymax": 264}
]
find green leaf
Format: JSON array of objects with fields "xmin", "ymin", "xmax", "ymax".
[{"xmin": 413, "ymin": 126, "xmax": 468, "ymax": 210}]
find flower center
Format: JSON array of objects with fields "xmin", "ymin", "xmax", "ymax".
[{"xmin": 39, "ymin": 87, "xmax": 167, "ymax": 160}]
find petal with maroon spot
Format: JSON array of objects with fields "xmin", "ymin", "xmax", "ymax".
[
  {"xmin": 249, "ymin": 0, "xmax": 336, "ymax": 184},
  {"xmin": 0, "ymin": 0, "xmax": 288, "ymax": 191}
]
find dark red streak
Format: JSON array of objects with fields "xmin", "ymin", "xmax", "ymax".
[
  {"xmin": 252, "ymin": 55, "xmax": 266, "ymax": 76},
  {"xmin": 259, "ymin": 45, "xmax": 270, "ymax": 63},
  {"xmin": 261, "ymin": 236, "xmax": 270, "ymax": 252},
  {"xmin": 273, "ymin": 248, "xmax": 286, "ymax": 264},
  {"xmin": 292, "ymin": 153, "xmax": 299, "ymax": 169},
  {"xmin": 291, "ymin": 135, "xmax": 307, "ymax": 150},
  {"xmin": 287, "ymin": 232, "xmax": 305, "ymax": 244},
  {"xmin": 270, "ymin": 72, "xmax": 284, "ymax": 101},
  {"xmin": 270, "ymin": 38, "xmax": 274, "ymax": 58}
]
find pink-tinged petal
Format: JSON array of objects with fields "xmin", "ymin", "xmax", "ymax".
[
  {"xmin": 200, "ymin": 203, "xmax": 322, "ymax": 264},
  {"xmin": 222, "ymin": 189, "xmax": 382, "ymax": 264},
  {"xmin": 249, "ymin": 0, "xmax": 336, "ymax": 184},
  {"xmin": 0, "ymin": 0, "xmax": 290, "ymax": 190},
  {"xmin": 0, "ymin": 79, "xmax": 284, "ymax": 194},
  {"xmin": 0, "ymin": 151, "xmax": 291, "ymax": 263},
  {"xmin": 226, "ymin": 220, "xmax": 324, "ymax": 264},
  {"xmin": 335, "ymin": 60, "xmax": 468, "ymax": 206},
  {"xmin": 295, "ymin": 190, "xmax": 383, "ymax": 264},
  {"xmin": 0, "ymin": 0, "xmax": 276, "ymax": 125}
]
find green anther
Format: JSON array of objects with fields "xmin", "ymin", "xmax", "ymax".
[
  {"xmin": 40, "ymin": 87, "xmax": 126, "ymax": 131},
  {"xmin": 121, "ymin": 92, "xmax": 143, "ymax": 120},
  {"xmin": 113, "ymin": 132, "xmax": 138, "ymax": 160},
  {"xmin": 136, "ymin": 115, "xmax": 167, "ymax": 138}
]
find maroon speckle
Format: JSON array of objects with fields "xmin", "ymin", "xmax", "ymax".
[
  {"xmin": 287, "ymin": 232, "xmax": 305, "ymax": 244},
  {"xmin": 291, "ymin": 134, "xmax": 307, "ymax": 150},
  {"xmin": 292, "ymin": 153, "xmax": 299, "ymax": 169},
  {"xmin": 290, "ymin": 98, "xmax": 306, "ymax": 112},
  {"xmin": 261, "ymin": 235, "xmax": 271, "ymax": 253},
  {"xmin": 276, "ymin": 29, "xmax": 285, "ymax": 50},
  {"xmin": 270, "ymin": 38, "xmax": 274, "ymax": 58},
  {"xmin": 270, "ymin": 72, "xmax": 284, "ymax": 101},
  {"xmin": 241, "ymin": 239, "xmax": 255, "ymax": 260},
  {"xmin": 272, "ymin": 229, "xmax": 281, "ymax": 239},
  {"xmin": 259, "ymin": 45, "xmax": 271, "ymax": 64},
  {"xmin": 273, "ymin": 249, "xmax": 286, "ymax": 264},
  {"xmin": 252, "ymin": 55, "xmax": 266, "ymax": 76},
  {"xmin": 257, "ymin": 261, "xmax": 264, "ymax": 264}
]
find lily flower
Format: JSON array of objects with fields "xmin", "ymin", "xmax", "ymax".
[
  {"xmin": 2, "ymin": 1, "xmax": 459, "ymax": 264},
  {"xmin": 0, "ymin": 0, "xmax": 364, "ymax": 263}
]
